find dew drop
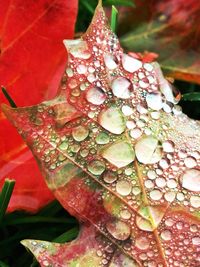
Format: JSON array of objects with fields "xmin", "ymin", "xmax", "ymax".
[
  {"xmin": 181, "ymin": 169, "xmax": 200, "ymax": 192},
  {"xmin": 59, "ymin": 141, "xmax": 69, "ymax": 150},
  {"xmin": 190, "ymin": 195, "xmax": 200, "ymax": 208},
  {"xmin": 162, "ymin": 140, "xmax": 175, "ymax": 153},
  {"xmin": 135, "ymin": 236, "xmax": 150, "ymax": 250},
  {"xmin": 192, "ymin": 237, "xmax": 200, "ymax": 246},
  {"xmin": 88, "ymin": 160, "xmax": 105, "ymax": 175},
  {"xmin": 106, "ymin": 220, "xmax": 131, "ymax": 241},
  {"xmin": 146, "ymin": 92, "xmax": 163, "ymax": 111},
  {"xmin": 111, "ymin": 77, "xmax": 133, "ymax": 99},
  {"xmin": 120, "ymin": 209, "xmax": 131, "ymax": 220},
  {"xmin": 95, "ymin": 132, "xmax": 110, "ymax": 145},
  {"xmin": 161, "ymin": 230, "xmax": 172, "ymax": 241},
  {"xmin": 130, "ymin": 128, "xmax": 142, "ymax": 139},
  {"xmin": 77, "ymin": 64, "xmax": 87, "ymax": 74},
  {"xmin": 86, "ymin": 87, "xmax": 106, "ymax": 105},
  {"xmin": 103, "ymin": 171, "xmax": 117, "ymax": 184},
  {"xmin": 98, "ymin": 107, "xmax": 126, "ymax": 135},
  {"xmin": 122, "ymin": 54, "xmax": 142, "ymax": 73},
  {"xmin": 184, "ymin": 157, "xmax": 197, "ymax": 168},
  {"xmin": 149, "ymin": 189, "xmax": 163, "ymax": 200},
  {"xmin": 72, "ymin": 126, "xmax": 89, "ymax": 142},
  {"xmin": 122, "ymin": 105, "xmax": 134, "ymax": 116},
  {"xmin": 102, "ymin": 141, "xmax": 135, "ymax": 168},
  {"xmin": 135, "ymin": 135, "xmax": 163, "ymax": 164},
  {"xmin": 104, "ymin": 54, "xmax": 118, "ymax": 69},
  {"xmin": 116, "ymin": 180, "xmax": 132, "ymax": 196}
]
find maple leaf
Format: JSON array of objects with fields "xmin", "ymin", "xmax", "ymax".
[
  {"xmin": 120, "ymin": 0, "xmax": 200, "ymax": 84},
  {"xmin": 0, "ymin": 0, "xmax": 78, "ymax": 212},
  {"xmin": 2, "ymin": 2, "xmax": 200, "ymax": 266}
]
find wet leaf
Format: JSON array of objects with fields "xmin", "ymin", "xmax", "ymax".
[
  {"xmin": 2, "ymin": 3, "xmax": 200, "ymax": 266},
  {"xmin": 120, "ymin": 0, "xmax": 200, "ymax": 84},
  {"xmin": 0, "ymin": 0, "xmax": 78, "ymax": 212}
]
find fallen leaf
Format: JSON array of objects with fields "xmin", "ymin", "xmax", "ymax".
[
  {"xmin": 120, "ymin": 0, "xmax": 200, "ymax": 84},
  {"xmin": 2, "ymin": 2, "xmax": 200, "ymax": 266},
  {"xmin": 0, "ymin": 0, "xmax": 78, "ymax": 212}
]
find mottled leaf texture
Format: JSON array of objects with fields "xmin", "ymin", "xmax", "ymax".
[
  {"xmin": 2, "ymin": 2, "xmax": 200, "ymax": 266},
  {"xmin": 120, "ymin": 0, "xmax": 200, "ymax": 84},
  {"xmin": 0, "ymin": 0, "xmax": 78, "ymax": 212}
]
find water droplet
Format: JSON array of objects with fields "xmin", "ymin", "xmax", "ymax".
[
  {"xmin": 95, "ymin": 132, "xmax": 110, "ymax": 144},
  {"xmin": 103, "ymin": 171, "xmax": 117, "ymax": 184},
  {"xmin": 87, "ymin": 73, "xmax": 96, "ymax": 83},
  {"xmin": 111, "ymin": 77, "xmax": 133, "ymax": 99},
  {"xmin": 161, "ymin": 230, "xmax": 172, "ymax": 241},
  {"xmin": 106, "ymin": 220, "xmax": 131, "ymax": 241},
  {"xmin": 86, "ymin": 87, "xmax": 106, "ymax": 105},
  {"xmin": 130, "ymin": 128, "xmax": 142, "ymax": 139},
  {"xmin": 147, "ymin": 170, "xmax": 157, "ymax": 179},
  {"xmin": 167, "ymin": 179, "xmax": 177, "ymax": 189},
  {"xmin": 66, "ymin": 68, "xmax": 73, "ymax": 77},
  {"xmin": 59, "ymin": 141, "xmax": 69, "ymax": 150},
  {"xmin": 144, "ymin": 63, "xmax": 153, "ymax": 72},
  {"xmin": 122, "ymin": 105, "xmax": 134, "ymax": 116},
  {"xmin": 122, "ymin": 54, "xmax": 142, "ymax": 73},
  {"xmin": 135, "ymin": 236, "xmax": 150, "ymax": 250},
  {"xmin": 192, "ymin": 237, "xmax": 200, "ymax": 246},
  {"xmin": 88, "ymin": 160, "xmax": 105, "ymax": 175},
  {"xmin": 98, "ymin": 107, "xmax": 126, "ymax": 135},
  {"xmin": 190, "ymin": 195, "xmax": 200, "ymax": 208},
  {"xmin": 102, "ymin": 141, "xmax": 135, "ymax": 168},
  {"xmin": 146, "ymin": 92, "xmax": 163, "ymax": 111},
  {"xmin": 181, "ymin": 169, "xmax": 200, "ymax": 192},
  {"xmin": 162, "ymin": 140, "xmax": 175, "ymax": 153},
  {"xmin": 116, "ymin": 180, "xmax": 132, "ymax": 196},
  {"xmin": 135, "ymin": 135, "xmax": 163, "ymax": 164},
  {"xmin": 184, "ymin": 157, "xmax": 197, "ymax": 168},
  {"xmin": 164, "ymin": 191, "xmax": 176, "ymax": 202},
  {"xmin": 120, "ymin": 209, "xmax": 131, "ymax": 220},
  {"xmin": 149, "ymin": 189, "xmax": 163, "ymax": 200},
  {"xmin": 72, "ymin": 126, "xmax": 89, "ymax": 142},
  {"xmin": 104, "ymin": 54, "xmax": 118, "ymax": 69},
  {"xmin": 155, "ymin": 177, "xmax": 166, "ymax": 188},
  {"xmin": 77, "ymin": 64, "xmax": 87, "ymax": 74}
]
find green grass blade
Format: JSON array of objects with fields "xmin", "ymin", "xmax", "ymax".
[
  {"xmin": 0, "ymin": 179, "xmax": 15, "ymax": 223},
  {"xmin": 110, "ymin": 5, "xmax": 118, "ymax": 33},
  {"xmin": 53, "ymin": 227, "xmax": 79, "ymax": 243},
  {"xmin": 182, "ymin": 92, "xmax": 200, "ymax": 101},
  {"xmin": 1, "ymin": 87, "xmax": 17, "ymax": 108}
]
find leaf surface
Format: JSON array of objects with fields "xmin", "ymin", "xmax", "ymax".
[
  {"xmin": 120, "ymin": 0, "xmax": 200, "ymax": 84},
  {"xmin": 0, "ymin": 0, "xmax": 78, "ymax": 212},
  {"xmin": 2, "ymin": 3, "xmax": 200, "ymax": 266}
]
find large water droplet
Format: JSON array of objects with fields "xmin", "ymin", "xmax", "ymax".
[
  {"xmin": 135, "ymin": 236, "xmax": 150, "ymax": 250},
  {"xmin": 59, "ymin": 141, "xmax": 69, "ymax": 150},
  {"xmin": 162, "ymin": 140, "xmax": 175, "ymax": 153},
  {"xmin": 161, "ymin": 230, "xmax": 172, "ymax": 241},
  {"xmin": 106, "ymin": 220, "xmax": 131, "ymax": 241},
  {"xmin": 72, "ymin": 126, "xmax": 89, "ymax": 142},
  {"xmin": 88, "ymin": 160, "xmax": 105, "ymax": 175},
  {"xmin": 116, "ymin": 180, "xmax": 132, "ymax": 196},
  {"xmin": 181, "ymin": 169, "xmax": 200, "ymax": 192},
  {"xmin": 103, "ymin": 171, "xmax": 117, "ymax": 184},
  {"xmin": 86, "ymin": 87, "xmax": 106, "ymax": 105},
  {"xmin": 104, "ymin": 54, "xmax": 118, "ymax": 69},
  {"xmin": 98, "ymin": 107, "xmax": 126, "ymax": 135},
  {"xmin": 190, "ymin": 195, "xmax": 200, "ymax": 208},
  {"xmin": 111, "ymin": 77, "xmax": 133, "ymax": 99},
  {"xmin": 102, "ymin": 141, "xmax": 135, "ymax": 168},
  {"xmin": 146, "ymin": 92, "xmax": 163, "ymax": 111},
  {"xmin": 135, "ymin": 135, "xmax": 163, "ymax": 164},
  {"xmin": 122, "ymin": 54, "xmax": 142, "ymax": 73},
  {"xmin": 95, "ymin": 132, "xmax": 110, "ymax": 144}
]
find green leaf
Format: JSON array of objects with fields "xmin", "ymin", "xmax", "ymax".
[
  {"xmin": 104, "ymin": 0, "xmax": 135, "ymax": 7},
  {"xmin": 182, "ymin": 92, "xmax": 200, "ymax": 101},
  {"xmin": 0, "ymin": 179, "xmax": 15, "ymax": 223},
  {"xmin": 110, "ymin": 5, "xmax": 118, "ymax": 33},
  {"xmin": 1, "ymin": 87, "xmax": 17, "ymax": 108}
]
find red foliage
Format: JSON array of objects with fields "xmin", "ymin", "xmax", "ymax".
[{"xmin": 0, "ymin": 0, "xmax": 78, "ymax": 212}]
